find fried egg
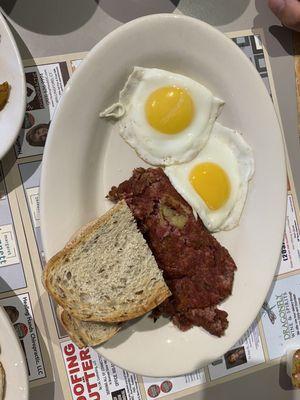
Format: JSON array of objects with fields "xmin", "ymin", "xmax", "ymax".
[
  {"xmin": 100, "ymin": 67, "xmax": 223, "ymax": 166},
  {"xmin": 164, "ymin": 123, "xmax": 254, "ymax": 232}
]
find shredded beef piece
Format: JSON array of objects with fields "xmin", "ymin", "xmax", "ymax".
[{"xmin": 108, "ymin": 168, "xmax": 236, "ymax": 337}]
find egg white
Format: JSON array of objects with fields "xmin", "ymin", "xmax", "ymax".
[
  {"xmin": 164, "ymin": 123, "xmax": 254, "ymax": 232},
  {"xmin": 100, "ymin": 67, "xmax": 223, "ymax": 166}
]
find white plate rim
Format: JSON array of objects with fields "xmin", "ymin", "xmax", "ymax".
[{"xmin": 40, "ymin": 14, "xmax": 287, "ymax": 376}]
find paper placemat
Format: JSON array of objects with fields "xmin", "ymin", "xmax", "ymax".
[
  {"xmin": 1, "ymin": 29, "xmax": 299, "ymax": 399},
  {"xmin": 293, "ymin": 31, "xmax": 300, "ymax": 137}
]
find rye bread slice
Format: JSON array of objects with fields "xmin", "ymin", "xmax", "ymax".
[
  {"xmin": 44, "ymin": 200, "xmax": 170, "ymax": 322},
  {"xmin": 57, "ymin": 306, "xmax": 122, "ymax": 348}
]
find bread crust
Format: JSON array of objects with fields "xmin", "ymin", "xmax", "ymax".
[
  {"xmin": 44, "ymin": 201, "xmax": 171, "ymax": 323},
  {"xmin": 70, "ymin": 283, "xmax": 171, "ymax": 323},
  {"xmin": 57, "ymin": 306, "xmax": 85, "ymax": 348},
  {"xmin": 57, "ymin": 306, "xmax": 121, "ymax": 348}
]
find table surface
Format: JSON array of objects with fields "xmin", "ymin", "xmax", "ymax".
[{"xmin": 1, "ymin": 1, "xmax": 299, "ymax": 399}]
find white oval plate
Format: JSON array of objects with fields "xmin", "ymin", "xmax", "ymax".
[
  {"xmin": 0, "ymin": 11, "xmax": 26, "ymax": 160},
  {"xmin": 0, "ymin": 306, "xmax": 28, "ymax": 399},
  {"xmin": 40, "ymin": 14, "xmax": 286, "ymax": 376}
]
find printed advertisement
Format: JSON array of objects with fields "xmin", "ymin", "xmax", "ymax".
[
  {"xmin": 0, "ymin": 224, "xmax": 20, "ymax": 267},
  {"xmin": 278, "ymin": 193, "xmax": 300, "ymax": 275},
  {"xmin": 0, "ymin": 167, "xmax": 26, "ymax": 293},
  {"xmin": 232, "ymin": 34, "xmax": 271, "ymax": 94},
  {"xmin": 0, "ymin": 293, "xmax": 46, "ymax": 381},
  {"xmin": 18, "ymin": 161, "xmax": 44, "ymax": 266},
  {"xmin": 208, "ymin": 321, "xmax": 265, "ymax": 380},
  {"xmin": 18, "ymin": 160, "xmax": 69, "ymax": 339},
  {"xmin": 142, "ymin": 370, "xmax": 205, "ymax": 399},
  {"xmin": 261, "ymin": 274, "xmax": 300, "ymax": 360},
  {"xmin": 15, "ymin": 62, "xmax": 70, "ymax": 158},
  {"xmin": 26, "ymin": 186, "xmax": 40, "ymax": 228},
  {"xmin": 0, "ymin": 31, "xmax": 296, "ymax": 398},
  {"xmin": 61, "ymin": 341, "xmax": 142, "ymax": 400}
]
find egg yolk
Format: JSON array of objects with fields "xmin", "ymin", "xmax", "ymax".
[
  {"xmin": 145, "ymin": 86, "xmax": 194, "ymax": 134},
  {"xmin": 189, "ymin": 162, "xmax": 231, "ymax": 210}
]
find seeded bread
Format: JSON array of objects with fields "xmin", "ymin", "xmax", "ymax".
[
  {"xmin": 57, "ymin": 306, "xmax": 121, "ymax": 348},
  {"xmin": 44, "ymin": 200, "xmax": 171, "ymax": 322}
]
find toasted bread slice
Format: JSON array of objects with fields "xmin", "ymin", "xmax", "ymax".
[
  {"xmin": 44, "ymin": 200, "xmax": 170, "ymax": 322},
  {"xmin": 57, "ymin": 306, "xmax": 121, "ymax": 348}
]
